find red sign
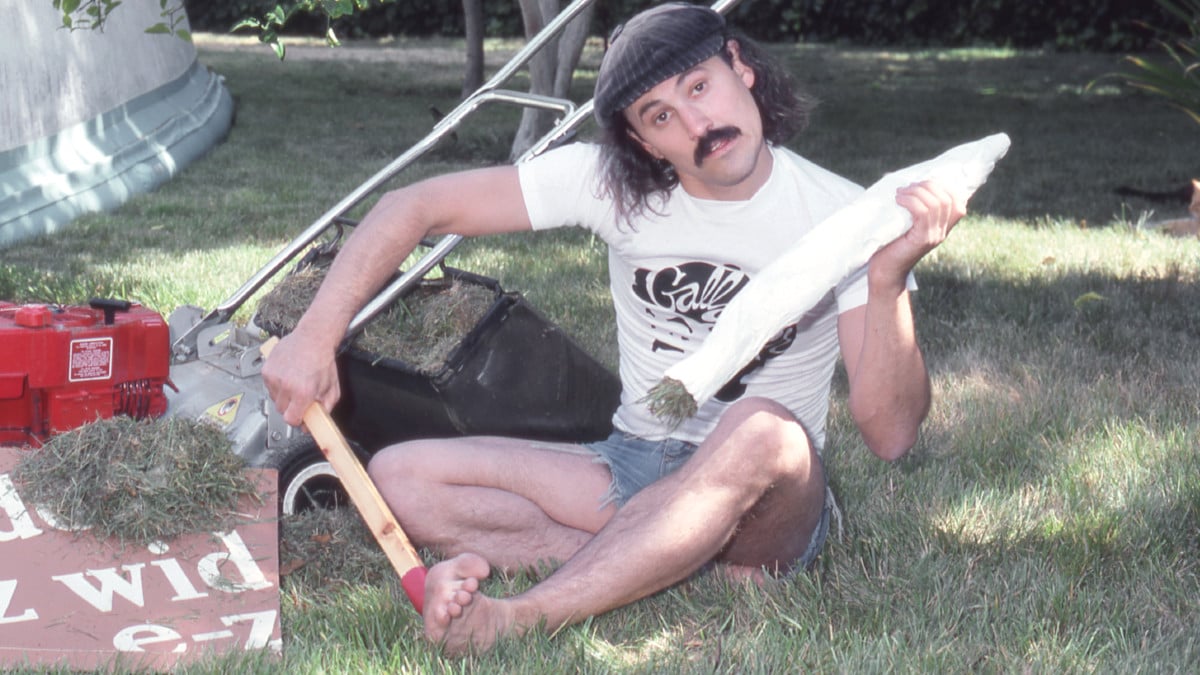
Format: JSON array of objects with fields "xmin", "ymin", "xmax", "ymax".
[{"xmin": 0, "ymin": 447, "xmax": 281, "ymax": 671}]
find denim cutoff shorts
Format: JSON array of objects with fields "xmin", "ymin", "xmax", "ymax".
[{"xmin": 584, "ymin": 430, "xmax": 832, "ymax": 571}]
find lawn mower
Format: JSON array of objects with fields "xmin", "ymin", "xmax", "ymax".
[{"xmin": 1, "ymin": 0, "xmax": 740, "ymax": 515}]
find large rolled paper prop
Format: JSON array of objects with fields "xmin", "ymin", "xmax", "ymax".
[{"xmin": 645, "ymin": 133, "xmax": 1012, "ymax": 424}]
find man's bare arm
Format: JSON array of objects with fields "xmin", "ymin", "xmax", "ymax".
[
  {"xmin": 838, "ymin": 180, "xmax": 964, "ymax": 460},
  {"xmin": 262, "ymin": 166, "xmax": 532, "ymax": 426}
]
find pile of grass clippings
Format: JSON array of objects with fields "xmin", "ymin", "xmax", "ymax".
[
  {"xmin": 15, "ymin": 416, "xmax": 259, "ymax": 546},
  {"xmin": 257, "ymin": 257, "xmax": 496, "ymax": 374},
  {"xmin": 354, "ymin": 280, "xmax": 495, "ymax": 372},
  {"xmin": 254, "ymin": 264, "xmax": 326, "ymax": 337}
]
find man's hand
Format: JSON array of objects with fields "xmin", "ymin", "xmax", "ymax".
[
  {"xmin": 262, "ymin": 329, "xmax": 342, "ymax": 427},
  {"xmin": 868, "ymin": 180, "xmax": 966, "ymax": 288}
]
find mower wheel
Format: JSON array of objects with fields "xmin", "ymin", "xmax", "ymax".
[{"xmin": 276, "ymin": 434, "xmax": 371, "ymax": 515}]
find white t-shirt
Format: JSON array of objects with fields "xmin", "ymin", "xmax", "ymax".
[{"xmin": 519, "ymin": 142, "xmax": 882, "ymax": 450}]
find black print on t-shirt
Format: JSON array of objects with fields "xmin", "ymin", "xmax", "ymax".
[{"xmin": 632, "ymin": 261, "xmax": 798, "ymax": 402}]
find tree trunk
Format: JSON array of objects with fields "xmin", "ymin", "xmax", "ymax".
[
  {"xmin": 509, "ymin": 0, "xmax": 593, "ymax": 161},
  {"xmin": 461, "ymin": 0, "xmax": 485, "ymax": 98}
]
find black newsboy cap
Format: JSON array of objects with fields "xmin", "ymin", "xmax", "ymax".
[{"xmin": 593, "ymin": 3, "xmax": 727, "ymax": 129}]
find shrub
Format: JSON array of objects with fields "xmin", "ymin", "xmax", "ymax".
[
  {"xmin": 1118, "ymin": 0, "xmax": 1200, "ymax": 125},
  {"xmin": 184, "ymin": 0, "xmax": 1177, "ymax": 52}
]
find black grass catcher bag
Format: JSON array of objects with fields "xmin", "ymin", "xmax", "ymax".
[
  {"xmin": 255, "ymin": 243, "xmax": 620, "ymax": 452},
  {"xmin": 334, "ymin": 268, "xmax": 620, "ymax": 451}
]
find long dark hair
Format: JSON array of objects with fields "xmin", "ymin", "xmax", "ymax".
[{"xmin": 598, "ymin": 32, "xmax": 815, "ymax": 227}]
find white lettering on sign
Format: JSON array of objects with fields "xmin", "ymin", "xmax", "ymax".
[
  {"xmin": 221, "ymin": 610, "xmax": 280, "ymax": 650},
  {"xmin": 52, "ymin": 564, "xmax": 147, "ymax": 612},
  {"xmin": 69, "ymin": 337, "xmax": 113, "ymax": 382},
  {"xmin": 34, "ymin": 503, "xmax": 89, "ymax": 533},
  {"xmin": 47, "ymin": 531, "xmax": 274, "ymax": 612},
  {"xmin": 112, "ymin": 623, "xmax": 187, "ymax": 654},
  {"xmin": 0, "ymin": 472, "xmax": 89, "ymax": 541},
  {"xmin": 149, "ymin": 558, "xmax": 209, "ymax": 602},
  {"xmin": 197, "ymin": 530, "xmax": 273, "ymax": 593},
  {"xmin": 0, "ymin": 450, "xmax": 281, "ymax": 670},
  {"xmin": 0, "ymin": 579, "xmax": 38, "ymax": 625},
  {"xmin": 0, "ymin": 474, "xmax": 43, "ymax": 542},
  {"xmin": 112, "ymin": 609, "xmax": 281, "ymax": 655}
]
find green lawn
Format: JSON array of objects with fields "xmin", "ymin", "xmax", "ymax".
[{"xmin": 3, "ymin": 35, "xmax": 1199, "ymax": 672}]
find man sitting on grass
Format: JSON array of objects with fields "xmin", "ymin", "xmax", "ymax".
[{"xmin": 263, "ymin": 2, "xmax": 966, "ymax": 656}]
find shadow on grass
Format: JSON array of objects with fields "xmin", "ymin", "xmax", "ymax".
[
  {"xmin": 785, "ymin": 47, "xmax": 1198, "ymax": 227},
  {"xmin": 818, "ymin": 259, "xmax": 1198, "ymax": 667},
  {"xmin": 917, "ymin": 263, "xmax": 1200, "ymax": 364}
]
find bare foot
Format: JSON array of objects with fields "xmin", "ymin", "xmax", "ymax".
[
  {"xmin": 423, "ymin": 553, "xmax": 519, "ymax": 656},
  {"xmin": 717, "ymin": 562, "xmax": 770, "ymax": 586}
]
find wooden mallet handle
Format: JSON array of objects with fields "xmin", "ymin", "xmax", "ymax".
[{"xmin": 260, "ymin": 337, "xmax": 427, "ymax": 612}]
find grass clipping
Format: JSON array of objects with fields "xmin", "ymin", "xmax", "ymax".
[
  {"xmin": 279, "ymin": 507, "xmax": 392, "ymax": 598},
  {"xmin": 640, "ymin": 377, "xmax": 697, "ymax": 429},
  {"xmin": 15, "ymin": 417, "xmax": 258, "ymax": 546},
  {"xmin": 256, "ymin": 259, "xmax": 495, "ymax": 374}
]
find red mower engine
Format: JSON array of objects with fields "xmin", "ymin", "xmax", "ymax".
[{"xmin": 0, "ymin": 298, "xmax": 170, "ymax": 446}]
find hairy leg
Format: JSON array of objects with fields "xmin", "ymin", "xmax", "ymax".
[
  {"xmin": 715, "ymin": 432, "xmax": 825, "ymax": 575},
  {"xmin": 712, "ymin": 446, "xmax": 825, "ymax": 584},
  {"xmin": 423, "ymin": 397, "xmax": 827, "ymax": 655},
  {"xmin": 367, "ymin": 436, "xmax": 617, "ymax": 572}
]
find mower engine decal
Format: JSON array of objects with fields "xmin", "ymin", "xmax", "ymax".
[
  {"xmin": 204, "ymin": 393, "xmax": 243, "ymax": 428},
  {"xmin": 68, "ymin": 338, "xmax": 114, "ymax": 382}
]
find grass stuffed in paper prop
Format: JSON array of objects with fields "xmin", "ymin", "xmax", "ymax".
[{"xmin": 644, "ymin": 133, "xmax": 1012, "ymax": 425}]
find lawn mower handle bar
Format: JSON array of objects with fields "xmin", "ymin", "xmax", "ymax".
[
  {"xmin": 171, "ymin": 0, "xmax": 743, "ymax": 357},
  {"xmin": 349, "ymin": 98, "xmax": 599, "ymax": 336}
]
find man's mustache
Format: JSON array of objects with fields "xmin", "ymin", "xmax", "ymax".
[{"xmin": 695, "ymin": 127, "xmax": 742, "ymax": 167}]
